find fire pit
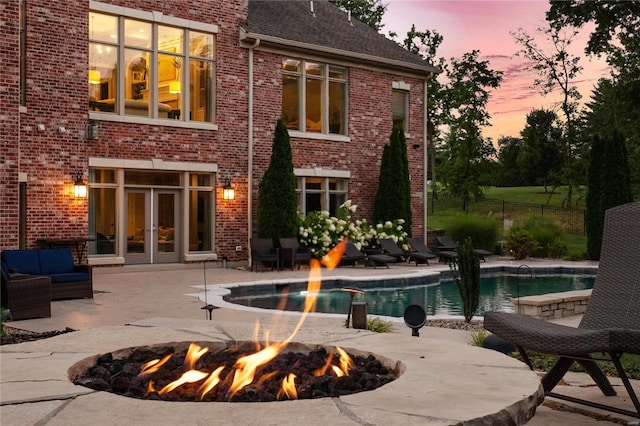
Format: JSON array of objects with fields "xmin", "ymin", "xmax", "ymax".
[{"xmin": 72, "ymin": 341, "xmax": 399, "ymax": 402}]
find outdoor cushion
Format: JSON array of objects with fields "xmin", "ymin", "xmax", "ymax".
[
  {"xmin": 39, "ymin": 248, "xmax": 75, "ymax": 275},
  {"xmin": 1, "ymin": 250, "xmax": 41, "ymax": 275},
  {"xmin": 49, "ymin": 272, "xmax": 90, "ymax": 284}
]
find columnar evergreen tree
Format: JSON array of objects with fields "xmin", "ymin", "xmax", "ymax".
[
  {"xmin": 586, "ymin": 130, "xmax": 633, "ymax": 260},
  {"xmin": 601, "ymin": 129, "xmax": 633, "ymax": 212},
  {"xmin": 373, "ymin": 126, "xmax": 411, "ymax": 233},
  {"xmin": 257, "ymin": 119, "xmax": 298, "ymax": 240},
  {"xmin": 586, "ymin": 134, "xmax": 605, "ymax": 260}
]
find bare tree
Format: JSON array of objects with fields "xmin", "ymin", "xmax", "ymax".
[{"xmin": 511, "ymin": 24, "xmax": 583, "ymax": 208}]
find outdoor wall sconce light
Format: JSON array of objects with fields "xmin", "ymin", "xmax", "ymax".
[
  {"xmin": 73, "ymin": 171, "xmax": 87, "ymax": 198},
  {"xmin": 85, "ymin": 120, "xmax": 99, "ymax": 140},
  {"xmin": 222, "ymin": 178, "xmax": 235, "ymax": 200}
]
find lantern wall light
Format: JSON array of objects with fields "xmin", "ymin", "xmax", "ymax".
[
  {"xmin": 73, "ymin": 171, "xmax": 87, "ymax": 198},
  {"xmin": 222, "ymin": 178, "xmax": 235, "ymax": 200}
]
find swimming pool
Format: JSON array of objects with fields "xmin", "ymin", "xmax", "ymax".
[{"xmin": 224, "ymin": 274, "xmax": 595, "ymax": 317}]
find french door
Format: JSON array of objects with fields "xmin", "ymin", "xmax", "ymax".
[{"xmin": 124, "ymin": 189, "xmax": 181, "ymax": 264}]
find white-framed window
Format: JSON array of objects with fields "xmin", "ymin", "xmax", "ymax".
[
  {"xmin": 88, "ymin": 8, "xmax": 216, "ymax": 123},
  {"xmin": 392, "ymin": 81, "xmax": 410, "ymax": 133},
  {"xmin": 296, "ymin": 175, "xmax": 349, "ymax": 216},
  {"xmin": 282, "ymin": 58, "xmax": 347, "ymax": 136}
]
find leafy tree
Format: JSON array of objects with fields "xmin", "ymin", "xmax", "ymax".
[
  {"xmin": 518, "ymin": 109, "xmax": 564, "ymax": 192},
  {"xmin": 257, "ymin": 119, "xmax": 298, "ymax": 240},
  {"xmin": 328, "ymin": 0, "xmax": 386, "ymax": 31},
  {"xmin": 512, "ymin": 25, "xmax": 583, "ymax": 208},
  {"xmin": 586, "ymin": 134, "xmax": 605, "ymax": 260},
  {"xmin": 547, "ymin": 1, "xmax": 640, "ymax": 81},
  {"xmin": 440, "ymin": 50, "xmax": 502, "ymax": 210},
  {"xmin": 373, "ymin": 126, "xmax": 411, "ymax": 230},
  {"xmin": 496, "ymin": 136, "xmax": 526, "ymax": 187}
]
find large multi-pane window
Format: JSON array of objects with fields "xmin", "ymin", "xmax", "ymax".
[
  {"xmin": 296, "ymin": 177, "xmax": 348, "ymax": 216},
  {"xmin": 89, "ymin": 11, "xmax": 215, "ymax": 123},
  {"xmin": 282, "ymin": 59, "xmax": 347, "ymax": 135}
]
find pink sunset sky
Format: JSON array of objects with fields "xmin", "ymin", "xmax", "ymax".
[{"xmin": 381, "ymin": 0, "xmax": 611, "ymax": 142}]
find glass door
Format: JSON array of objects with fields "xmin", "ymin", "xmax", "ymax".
[
  {"xmin": 124, "ymin": 188, "xmax": 181, "ymax": 264},
  {"xmin": 125, "ymin": 189, "xmax": 150, "ymax": 264},
  {"xmin": 154, "ymin": 190, "xmax": 180, "ymax": 263}
]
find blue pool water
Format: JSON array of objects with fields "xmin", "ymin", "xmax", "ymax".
[{"xmin": 225, "ymin": 275, "xmax": 595, "ymax": 317}]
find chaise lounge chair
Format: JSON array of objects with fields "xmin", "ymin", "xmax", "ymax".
[
  {"xmin": 339, "ymin": 241, "xmax": 396, "ymax": 268},
  {"xmin": 436, "ymin": 235, "xmax": 493, "ymax": 261},
  {"xmin": 379, "ymin": 238, "xmax": 437, "ymax": 265},
  {"xmin": 405, "ymin": 237, "xmax": 441, "ymax": 265},
  {"xmin": 484, "ymin": 202, "xmax": 640, "ymax": 418}
]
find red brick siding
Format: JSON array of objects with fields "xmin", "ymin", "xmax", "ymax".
[{"xmin": 2, "ymin": 0, "xmax": 428, "ymax": 262}]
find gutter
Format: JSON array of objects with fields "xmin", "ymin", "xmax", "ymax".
[
  {"xmin": 239, "ymin": 30, "xmax": 441, "ymax": 77},
  {"xmin": 247, "ymin": 38, "xmax": 260, "ymax": 268}
]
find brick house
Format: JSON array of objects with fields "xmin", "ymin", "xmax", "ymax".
[{"xmin": 1, "ymin": 0, "xmax": 439, "ymax": 266}]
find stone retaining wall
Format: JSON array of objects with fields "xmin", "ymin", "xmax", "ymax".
[{"xmin": 512, "ymin": 289, "xmax": 591, "ymax": 319}]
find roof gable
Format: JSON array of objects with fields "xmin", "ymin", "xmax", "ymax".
[{"xmin": 243, "ymin": 0, "xmax": 440, "ymax": 75}]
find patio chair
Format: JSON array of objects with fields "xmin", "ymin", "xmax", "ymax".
[
  {"xmin": 1, "ymin": 262, "xmax": 52, "ymax": 320},
  {"xmin": 484, "ymin": 202, "xmax": 640, "ymax": 418},
  {"xmin": 250, "ymin": 238, "xmax": 279, "ymax": 271},
  {"xmin": 278, "ymin": 237, "xmax": 311, "ymax": 270},
  {"xmin": 436, "ymin": 235, "xmax": 492, "ymax": 261},
  {"xmin": 340, "ymin": 241, "xmax": 396, "ymax": 268},
  {"xmin": 380, "ymin": 238, "xmax": 437, "ymax": 265}
]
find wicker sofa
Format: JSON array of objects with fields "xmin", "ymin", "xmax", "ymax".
[
  {"xmin": 1, "ymin": 262, "xmax": 51, "ymax": 320},
  {"xmin": 1, "ymin": 248, "xmax": 93, "ymax": 300}
]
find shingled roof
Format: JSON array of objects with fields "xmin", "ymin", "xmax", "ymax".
[{"xmin": 241, "ymin": 0, "xmax": 440, "ymax": 76}]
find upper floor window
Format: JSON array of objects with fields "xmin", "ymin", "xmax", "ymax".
[
  {"xmin": 282, "ymin": 59, "xmax": 347, "ymax": 136},
  {"xmin": 89, "ymin": 11, "xmax": 215, "ymax": 123},
  {"xmin": 392, "ymin": 89, "xmax": 408, "ymax": 132}
]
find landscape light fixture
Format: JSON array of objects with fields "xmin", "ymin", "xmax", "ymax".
[
  {"xmin": 222, "ymin": 178, "xmax": 235, "ymax": 200},
  {"xmin": 340, "ymin": 285, "xmax": 365, "ymax": 328},
  {"xmin": 73, "ymin": 171, "xmax": 87, "ymax": 198}
]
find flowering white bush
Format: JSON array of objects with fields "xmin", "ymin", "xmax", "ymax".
[{"xmin": 298, "ymin": 200, "xmax": 409, "ymax": 257}]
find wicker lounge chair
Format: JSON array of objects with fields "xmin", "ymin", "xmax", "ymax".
[
  {"xmin": 484, "ymin": 202, "xmax": 640, "ymax": 418},
  {"xmin": 436, "ymin": 235, "xmax": 492, "ymax": 261},
  {"xmin": 278, "ymin": 237, "xmax": 311, "ymax": 270},
  {"xmin": 379, "ymin": 238, "xmax": 436, "ymax": 265},
  {"xmin": 250, "ymin": 238, "xmax": 279, "ymax": 271}
]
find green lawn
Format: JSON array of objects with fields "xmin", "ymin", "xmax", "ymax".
[{"xmin": 426, "ymin": 186, "xmax": 588, "ymax": 257}]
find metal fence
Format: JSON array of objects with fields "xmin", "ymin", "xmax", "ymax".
[{"xmin": 472, "ymin": 199, "xmax": 586, "ymax": 235}]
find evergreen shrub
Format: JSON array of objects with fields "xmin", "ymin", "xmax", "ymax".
[{"xmin": 445, "ymin": 216, "xmax": 499, "ymax": 252}]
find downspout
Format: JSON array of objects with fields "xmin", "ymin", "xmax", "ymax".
[
  {"xmin": 247, "ymin": 38, "xmax": 260, "ymax": 267},
  {"xmin": 423, "ymin": 73, "xmax": 433, "ymax": 243}
]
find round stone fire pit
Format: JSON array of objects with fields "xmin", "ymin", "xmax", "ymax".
[{"xmin": 70, "ymin": 341, "xmax": 400, "ymax": 402}]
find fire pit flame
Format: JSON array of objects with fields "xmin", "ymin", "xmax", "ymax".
[{"xmin": 136, "ymin": 241, "xmax": 353, "ymax": 401}]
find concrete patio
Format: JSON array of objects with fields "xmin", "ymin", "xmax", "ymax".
[{"xmin": 1, "ymin": 260, "xmax": 638, "ymax": 425}]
